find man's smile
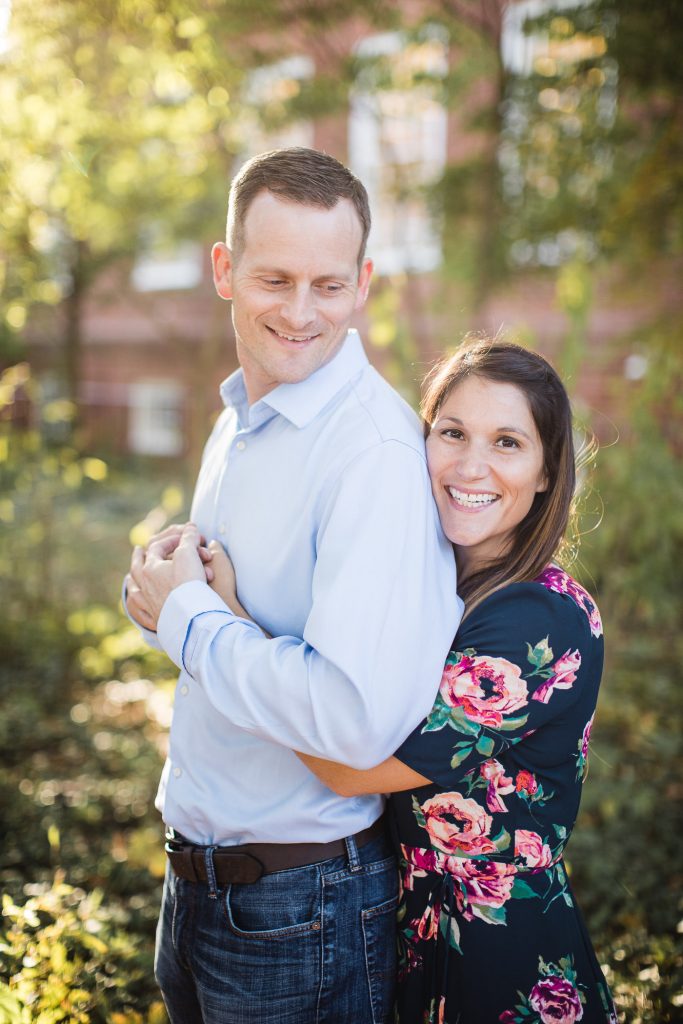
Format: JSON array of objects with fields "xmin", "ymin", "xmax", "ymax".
[{"xmin": 266, "ymin": 325, "xmax": 320, "ymax": 344}]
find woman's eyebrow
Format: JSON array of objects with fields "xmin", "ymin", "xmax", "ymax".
[{"xmin": 436, "ymin": 415, "xmax": 534, "ymax": 441}]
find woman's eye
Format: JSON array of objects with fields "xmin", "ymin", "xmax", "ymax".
[
  {"xmin": 497, "ymin": 436, "xmax": 520, "ymax": 449},
  {"xmin": 442, "ymin": 428, "xmax": 464, "ymax": 440}
]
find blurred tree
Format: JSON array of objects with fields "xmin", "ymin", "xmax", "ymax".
[
  {"xmin": 0, "ymin": 0, "xmax": 419, "ymax": 444},
  {"xmin": 0, "ymin": 0, "xmax": 244, "ymax": 415}
]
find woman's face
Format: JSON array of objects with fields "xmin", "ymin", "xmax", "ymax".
[{"xmin": 426, "ymin": 375, "xmax": 548, "ymax": 574}]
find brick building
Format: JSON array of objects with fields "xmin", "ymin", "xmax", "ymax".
[{"xmin": 25, "ymin": 2, "xmax": 670, "ymax": 461}]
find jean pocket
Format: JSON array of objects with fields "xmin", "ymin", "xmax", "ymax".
[
  {"xmin": 362, "ymin": 891, "xmax": 399, "ymax": 1024},
  {"xmin": 223, "ymin": 871, "xmax": 322, "ymax": 941}
]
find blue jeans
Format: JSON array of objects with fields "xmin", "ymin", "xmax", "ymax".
[{"xmin": 155, "ymin": 834, "xmax": 398, "ymax": 1023}]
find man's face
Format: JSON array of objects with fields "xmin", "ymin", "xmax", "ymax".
[{"xmin": 212, "ymin": 191, "xmax": 373, "ymax": 404}]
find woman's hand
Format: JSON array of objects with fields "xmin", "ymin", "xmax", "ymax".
[
  {"xmin": 207, "ymin": 541, "xmax": 271, "ymax": 637},
  {"xmin": 207, "ymin": 540, "xmax": 249, "ymax": 619}
]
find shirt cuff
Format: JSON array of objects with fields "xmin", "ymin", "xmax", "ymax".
[{"xmin": 157, "ymin": 579, "xmax": 235, "ymax": 669}]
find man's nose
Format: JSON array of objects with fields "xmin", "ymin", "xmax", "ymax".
[{"xmin": 280, "ymin": 287, "xmax": 316, "ymax": 328}]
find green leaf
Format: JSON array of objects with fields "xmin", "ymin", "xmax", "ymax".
[
  {"xmin": 492, "ymin": 827, "xmax": 511, "ymax": 851},
  {"xmin": 526, "ymin": 636, "xmax": 554, "ymax": 668},
  {"xmin": 421, "ymin": 710, "xmax": 449, "ymax": 733},
  {"xmin": 450, "ymin": 743, "xmax": 474, "ymax": 768},
  {"xmin": 497, "ymin": 714, "xmax": 529, "ymax": 732},
  {"xmin": 0, "ymin": 982, "xmax": 30, "ymax": 1023},
  {"xmin": 475, "ymin": 734, "xmax": 495, "ymax": 756},
  {"xmin": 447, "ymin": 913, "xmax": 462, "ymax": 951},
  {"xmin": 448, "ymin": 705, "xmax": 481, "ymax": 736},
  {"xmin": 411, "ymin": 795, "xmax": 427, "ymax": 828},
  {"xmin": 473, "ymin": 902, "xmax": 506, "ymax": 925},
  {"xmin": 511, "ymin": 878, "xmax": 541, "ymax": 900}
]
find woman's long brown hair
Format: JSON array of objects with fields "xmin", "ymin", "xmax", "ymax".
[{"xmin": 422, "ymin": 337, "xmax": 578, "ymax": 616}]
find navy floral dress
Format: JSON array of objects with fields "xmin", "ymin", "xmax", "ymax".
[{"xmin": 390, "ymin": 567, "xmax": 617, "ymax": 1024}]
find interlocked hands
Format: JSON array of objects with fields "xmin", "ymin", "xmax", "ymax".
[{"xmin": 125, "ymin": 522, "xmax": 244, "ymax": 631}]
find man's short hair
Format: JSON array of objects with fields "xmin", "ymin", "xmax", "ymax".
[{"xmin": 227, "ymin": 147, "xmax": 371, "ymax": 269}]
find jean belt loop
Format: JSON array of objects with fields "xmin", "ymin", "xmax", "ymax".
[
  {"xmin": 203, "ymin": 845, "xmax": 219, "ymax": 899},
  {"xmin": 344, "ymin": 834, "xmax": 362, "ymax": 873}
]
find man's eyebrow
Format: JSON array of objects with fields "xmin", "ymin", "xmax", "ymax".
[
  {"xmin": 436, "ymin": 415, "xmax": 534, "ymax": 441},
  {"xmin": 250, "ymin": 265, "xmax": 355, "ymax": 281}
]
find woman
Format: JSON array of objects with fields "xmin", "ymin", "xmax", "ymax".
[{"xmin": 210, "ymin": 339, "xmax": 617, "ymax": 1024}]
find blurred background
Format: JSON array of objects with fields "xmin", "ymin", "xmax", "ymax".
[{"xmin": 0, "ymin": 1, "xmax": 681, "ymax": 1021}]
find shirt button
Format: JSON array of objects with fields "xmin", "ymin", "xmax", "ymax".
[
  {"xmin": 219, "ymin": 523, "xmax": 226, "ymax": 534},
  {"xmin": 180, "ymin": 684, "xmax": 189, "ymax": 696},
  {"xmin": 236, "ymin": 440, "xmax": 246, "ymax": 451},
  {"xmin": 173, "ymin": 766, "xmax": 182, "ymax": 778}
]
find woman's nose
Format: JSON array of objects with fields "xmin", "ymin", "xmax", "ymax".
[{"xmin": 454, "ymin": 448, "xmax": 489, "ymax": 480}]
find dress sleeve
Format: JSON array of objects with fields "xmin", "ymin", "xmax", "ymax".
[{"xmin": 394, "ymin": 582, "xmax": 601, "ymax": 789}]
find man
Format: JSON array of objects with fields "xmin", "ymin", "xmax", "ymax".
[{"xmin": 125, "ymin": 147, "xmax": 461, "ymax": 1023}]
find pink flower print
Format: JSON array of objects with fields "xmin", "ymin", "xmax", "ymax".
[
  {"xmin": 415, "ymin": 899, "xmax": 441, "ymax": 941},
  {"xmin": 439, "ymin": 654, "xmax": 528, "ymax": 727},
  {"xmin": 479, "ymin": 758, "xmax": 515, "ymax": 813},
  {"xmin": 576, "ymin": 713, "xmax": 595, "ymax": 781},
  {"xmin": 515, "ymin": 769, "xmax": 538, "ymax": 796},
  {"xmin": 532, "ymin": 648, "xmax": 581, "ymax": 703},
  {"xmin": 400, "ymin": 843, "xmax": 438, "ymax": 891},
  {"xmin": 580, "ymin": 714, "xmax": 594, "ymax": 759},
  {"xmin": 514, "ymin": 829, "xmax": 554, "ymax": 870},
  {"xmin": 536, "ymin": 566, "xmax": 603, "ymax": 638},
  {"xmin": 446, "ymin": 856, "xmax": 516, "ymax": 923},
  {"xmin": 421, "ymin": 792, "xmax": 497, "ymax": 856},
  {"xmin": 528, "ymin": 975, "xmax": 584, "ymax": 1024}
]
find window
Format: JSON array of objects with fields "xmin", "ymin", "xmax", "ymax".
[
  {"xmin": 500, "ymin": 0, "xmax": 616, "ymax": 267},
  {"xmin": 131, "ymin": 240, "xmax": 203, "ymax": 293},
  {"xmin": 238, "ymin": 56, "xmax": 315, "ymax": 158},
  {"xmin": 128, "ymin": 380, "xmax": 184, "ymax": 456},
  {"xmin": 349, "ymin": 29, "xmax": 448, "ymax": 275}
]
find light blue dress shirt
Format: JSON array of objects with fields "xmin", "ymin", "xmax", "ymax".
[{"xmin": 138, "ymin": 330, "xmax": 462, "ymax": 845}]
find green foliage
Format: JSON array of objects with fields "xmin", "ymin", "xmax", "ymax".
[
  {"xmin": 0, "ymin": 364, "xmax": 182, "ymax": 1022},
  {"xmin": 566, "ymin": 343, "xmax": 683, "ymax": 1019},
  {"xmin": 0, "ymin": 880, "xmax": 166, "ymax": 1023}
]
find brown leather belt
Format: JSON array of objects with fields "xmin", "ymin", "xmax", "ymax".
[{"xmin": 165, "ymin": 816, "xmax": 387, "ymax": 885}]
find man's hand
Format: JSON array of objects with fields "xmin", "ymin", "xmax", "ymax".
[{"xmin": 126, "ymin": 523, "xmax": 213, "ymax": 631}]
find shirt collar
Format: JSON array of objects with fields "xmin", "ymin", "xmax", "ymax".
[{"xmin": 219, "ymin": 330, "xmax": 368, "ymax": 430}]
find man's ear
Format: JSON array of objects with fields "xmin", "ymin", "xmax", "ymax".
[
  {"xmin": 212, "ymin": 242, "xmax": 233, "ymax": 300},
  {"xmin": 354, "ymin": 258, "xmax": 374, "ymax": 311}
]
